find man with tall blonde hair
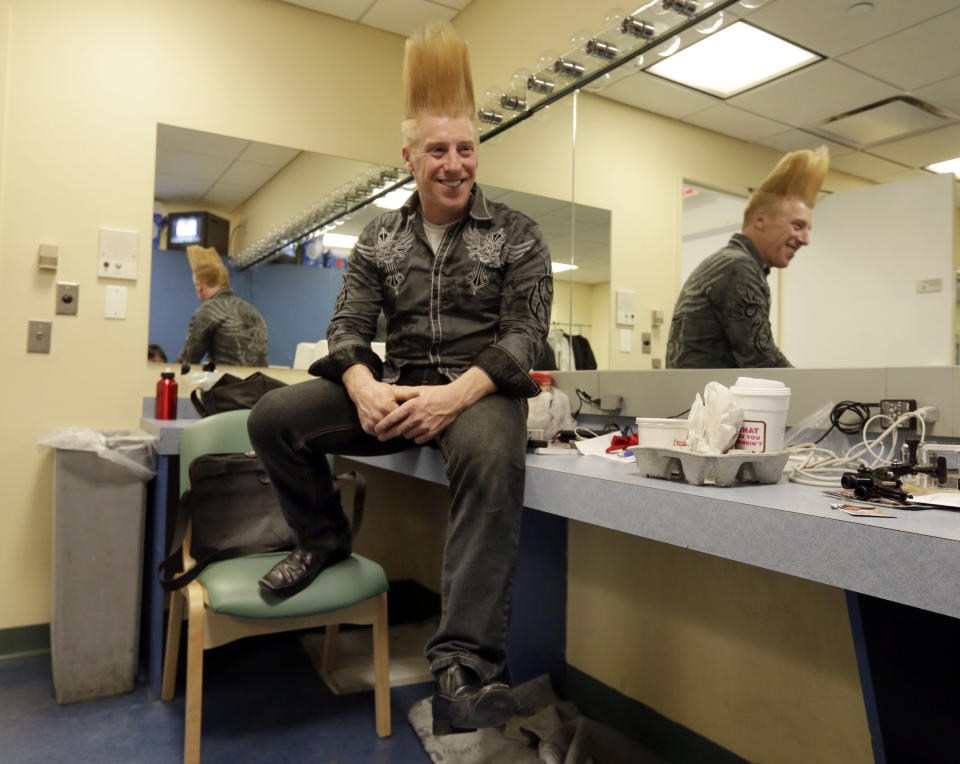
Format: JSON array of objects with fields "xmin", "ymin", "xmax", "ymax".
[
  {"xmin": 177, "ymin": 245, "xmax": 268, "ymax": 367},
  {"xmin": 248, "ymin": 23, "xmax": 552, "ymax": 734},
  {"xmin": 666, "ymin": 147, "xmax": 829, "ymax": 368}
]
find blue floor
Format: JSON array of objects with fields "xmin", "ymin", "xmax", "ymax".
[{"xmin": 0, "ymin": 631, "xmax": 433, "ymax": 763}]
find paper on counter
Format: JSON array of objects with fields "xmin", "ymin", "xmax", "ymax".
[
  {"xmin": 574, "ymin": 432, "xmax": 636, "ymax": 464},
  {"xmin": 910, "ymin": 492, "xmax": 960, "ymax": 509}
]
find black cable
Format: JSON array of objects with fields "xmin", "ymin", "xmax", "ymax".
[
  {"xmin": 574, "ymin": 388, "xmax": 600, "ymax": 418},
  {"xmin": 813, "ymin": 401, "xmax": 879, "ymax": 445}
]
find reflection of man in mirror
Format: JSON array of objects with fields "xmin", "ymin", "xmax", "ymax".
[
  {"xmin": 666, "ymin": 147, "xmax": 829, "ymax": 368},
  {"xmin": 248, "ymin": 23, "xmax": 552, "ymax": 735},
  {"xmin": 176, "ymin": 245, "xmax": 268, "ymax": 368}
]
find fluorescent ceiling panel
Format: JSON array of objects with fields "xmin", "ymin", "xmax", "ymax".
[
  {"xmin": 927, "ymin": 157, "xmax": 960, "ymax": 178},
  {"xmin": 647, "ymin": 22, "xmax": 821, "ymax": 98}
]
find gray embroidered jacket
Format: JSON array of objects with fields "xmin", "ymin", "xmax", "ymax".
[
  {"xmin": 177, "ymin": 288, "xmax": 269, "ymax": 367},
  {"xmin": 666, "ymin": 233, "xmax": 791, "ymax": 369},
  {"xmin": 311, "ymin": 186, "xmax": 553, "ymax": 398}
]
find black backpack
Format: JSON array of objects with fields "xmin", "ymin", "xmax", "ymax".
[{"xmin": 158, "ymin": 452, "xmax": 364, "ymax": 591}]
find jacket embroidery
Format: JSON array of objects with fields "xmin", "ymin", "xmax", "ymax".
[{"xmin": 356, "ymin": 223, "xmax": 416, "ymax": 294}]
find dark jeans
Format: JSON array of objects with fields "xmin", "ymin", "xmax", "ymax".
[{"xmin": 247, "ymin": 376, "xmax": 528, "ymax": 683}]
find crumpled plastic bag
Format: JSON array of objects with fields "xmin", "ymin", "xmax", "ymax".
[
  {"xmin": 190, "ymin": 369, "xmax": 225, "ymax": 392},
  {"xmin": 527, "ymin": 387, "xmax": 577, "ymax": 441},
  {"xmin": 687, "ymin": 382, "xmax": 744, "ymax": 455},
  {"xmin": 37, "ymin": 427, "xmax": 159, "ymax": 481}
]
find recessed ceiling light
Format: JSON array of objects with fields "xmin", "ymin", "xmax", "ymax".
[
  {"xmin": 646, "ymin": 21, "xmax": 821, "ymax": 98},
  {"xmin": 927, "ymin": 157, "xmax": 960, "ymax": 179},
  {"xmin": 552, "ymin": 262, "xmax": 579, "ymax": 273}
]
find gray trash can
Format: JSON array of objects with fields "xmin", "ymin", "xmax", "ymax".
[{"xmin": 42, "ymin": 429, "xmax": 157, "ymax": 703}]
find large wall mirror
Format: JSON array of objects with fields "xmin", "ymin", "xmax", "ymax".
[
  {"xmin": 150, "ymin": 0, "xmax": 960, "ymax": 374},
  {"xmin": 150, "ymin": 102, "xmax": 612, "ymax": 370}
]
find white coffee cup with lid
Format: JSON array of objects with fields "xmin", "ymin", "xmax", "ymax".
[{"xmin": 729, "ymin": 377, "xmax": 791, "ymax": 453}]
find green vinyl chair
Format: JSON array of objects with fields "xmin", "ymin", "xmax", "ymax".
[{"xmin": 160, "ymin": 409, "xmax": 390, "ymax": 764}]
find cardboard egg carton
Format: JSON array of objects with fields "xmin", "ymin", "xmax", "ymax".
[{"xmin": 633, "ymin": 445, "xmax": 790, "ymax": 487}]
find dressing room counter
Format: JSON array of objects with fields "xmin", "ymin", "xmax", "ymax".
[{"xmin": 342, "ymin": 449, "xmax": 960, "ymax": 621}]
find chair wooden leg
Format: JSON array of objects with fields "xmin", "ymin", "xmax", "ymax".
[
  {"xmin": 372, "ymin": 592, "xmax": 391, "ymax": 737},
  {"xmin": 184, "ymin": 582, "xmax": 206, "ymax": 764},
  {"xmin": 161, "ymin": 590, "xmax": 185, "ymax": 701},
  {"xmin": 320, "ymin": 624, "xmax": 339, "ymax": 677}
]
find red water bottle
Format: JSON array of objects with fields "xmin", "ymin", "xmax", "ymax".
[{"xmin": 155, "ymin": 370, "xmax": 178, "ymax": 420}]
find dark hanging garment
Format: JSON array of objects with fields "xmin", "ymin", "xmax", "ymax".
[
  {"xmin": 571, "ymin": 335, "xmax": 597, "ymax": 370},
  {"xmin": 534, "ymin": 342, "xmax": 557, "ymax": 370}
]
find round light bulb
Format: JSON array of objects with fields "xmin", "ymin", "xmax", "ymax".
[{"xmin": 697, "ymin": 10, "xmax": 723, "ymax": 34}]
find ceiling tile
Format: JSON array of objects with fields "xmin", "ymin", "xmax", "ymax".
[
  {"xmin": 912, "ymin": 74, "xmax": 960, "ymax": 115},
  {"xmin": 729, "ymin": 60, "xmax": 898, "ymax": 126},
  {"xmin": 868, "ymin": 123, "xmax": 960, "ymax": 168},
  {"xmin": 154, "ymin": 174, "xmax": 213, "ymax": 202},
  {"xmin": 600, "ymin": 72, "xmax": 717, "ymax": 121},
  {"xmin": 684, "ymin": 104, "xmax": 788, "ymax": 142},
  {"xmin": 155, "ymin": 146, "xmax": 233, "ymax": 181},
  {"xmin": 746, "ymin": 0, "xmax": 960, "ymax": 58},
  {"xmin": 217, "ymin": 161, "xmax": 284, "ymax": 188},
  {"xmin": 205, "ymin": 182, "xmax": 261, "ymax": 210},
  {"xmin": 828, "ymin": 152, "xmax": 909, "ymax": 182},
  {"xmin": 838, "ymin": 7, "xmax": 960, "ymax": 91},
  {"xmin": 757, "ymin": 129, "xmax": 854, "ymax": 158},
  {"xmin": 239, "ymin": 142, "xmax": 300, "ymax": 167},
  {"xmin": 277, "ymin": 1, "xmax": 370, "ymax": 22},
  {"xmin": 361, "ymin": 0, "xmax": 456, "ymax": 38},
  {"xmin": 434, "ymin": 0, "xmax": 471, "ymax": 9}
]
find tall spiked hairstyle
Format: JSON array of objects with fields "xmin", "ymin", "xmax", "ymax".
[
  {"xmin": 742, "ymin": 146, "xmax": 830, "ymax": 230},
  {"xmin": 401, "ymin": 23, "xmax": 477, "ymax": 148}
]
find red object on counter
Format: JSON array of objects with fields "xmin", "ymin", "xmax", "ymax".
[{"xmin": 155, "ymin": 371, "xmax": 178, "ymax": 420}]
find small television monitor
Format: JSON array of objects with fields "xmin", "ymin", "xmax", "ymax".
[{"xmin": 166, "ymin": 211, "xmax": 230, "ymax": 255}]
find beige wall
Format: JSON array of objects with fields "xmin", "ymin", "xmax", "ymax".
[
  {"xmin": 0, "ymin": 0, "xmax": 401, "ymax": 630},
  {"xmin": 569, "ymin": 524, "xmax": 873, "ymax": 764},
  {"xmin": 1, "ymin": 1, "xmax": 877, "ymax": 761}
]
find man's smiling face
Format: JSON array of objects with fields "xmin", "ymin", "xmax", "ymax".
[
  {"xmin": 403, "ymin": 115, "xmax": 477, "ymax": 225},
  {"xmin": 750, "ymin": 197, "xmax": 812, "ymax": 269}
]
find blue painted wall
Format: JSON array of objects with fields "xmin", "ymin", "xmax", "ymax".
[{"xmin": 148, "ymin": 249, "xmax": 344, "ymax": 367}]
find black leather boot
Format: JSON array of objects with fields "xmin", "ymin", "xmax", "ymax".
[
  {"xmin": 431, "ymin": 664, "xmax": 517, "ymax": 735},
  {"xmin": 258, "ymin": 491, "xmax": 352, "ymax": 597}
]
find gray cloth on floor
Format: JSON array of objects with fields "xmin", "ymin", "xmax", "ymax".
[{"xmin": 408, "ymin": 674, "xmax": 667, "ymax": 764}]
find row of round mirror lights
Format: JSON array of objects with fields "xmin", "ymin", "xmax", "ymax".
[
  {"xmin": 232, "ymin": 164, "xmax": 412, "ymax": 268},
  {"xmin": 234, "ymin": 0, "xmax": 768, "ymax": 267},
  {"xmin": 475, "ymin": 0, "xmax": 766, "ymax": 132}
]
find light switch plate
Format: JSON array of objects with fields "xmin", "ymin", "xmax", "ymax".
[
  {"xmin": 56, "ymin": 282, "xmax": 79, "ymax": 315},
  {"xmin": 619, "ymin": 328, "xmax": 631, "ymax": 353},
  {"xmin": 27, "ymin": 320, "xmax": 52, "ymax": 353},
  {"xmin": 105, "ymin": 285, "xmax": 127, "ymax": 318}
]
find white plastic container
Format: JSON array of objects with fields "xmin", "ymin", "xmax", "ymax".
[
  {"xmin": 729, "ymin": 377, "xmax": 791, "ymax": 453},
  {"xmin": 636, "ymin": 418, "xmax": 688, "ymax": 448}
]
